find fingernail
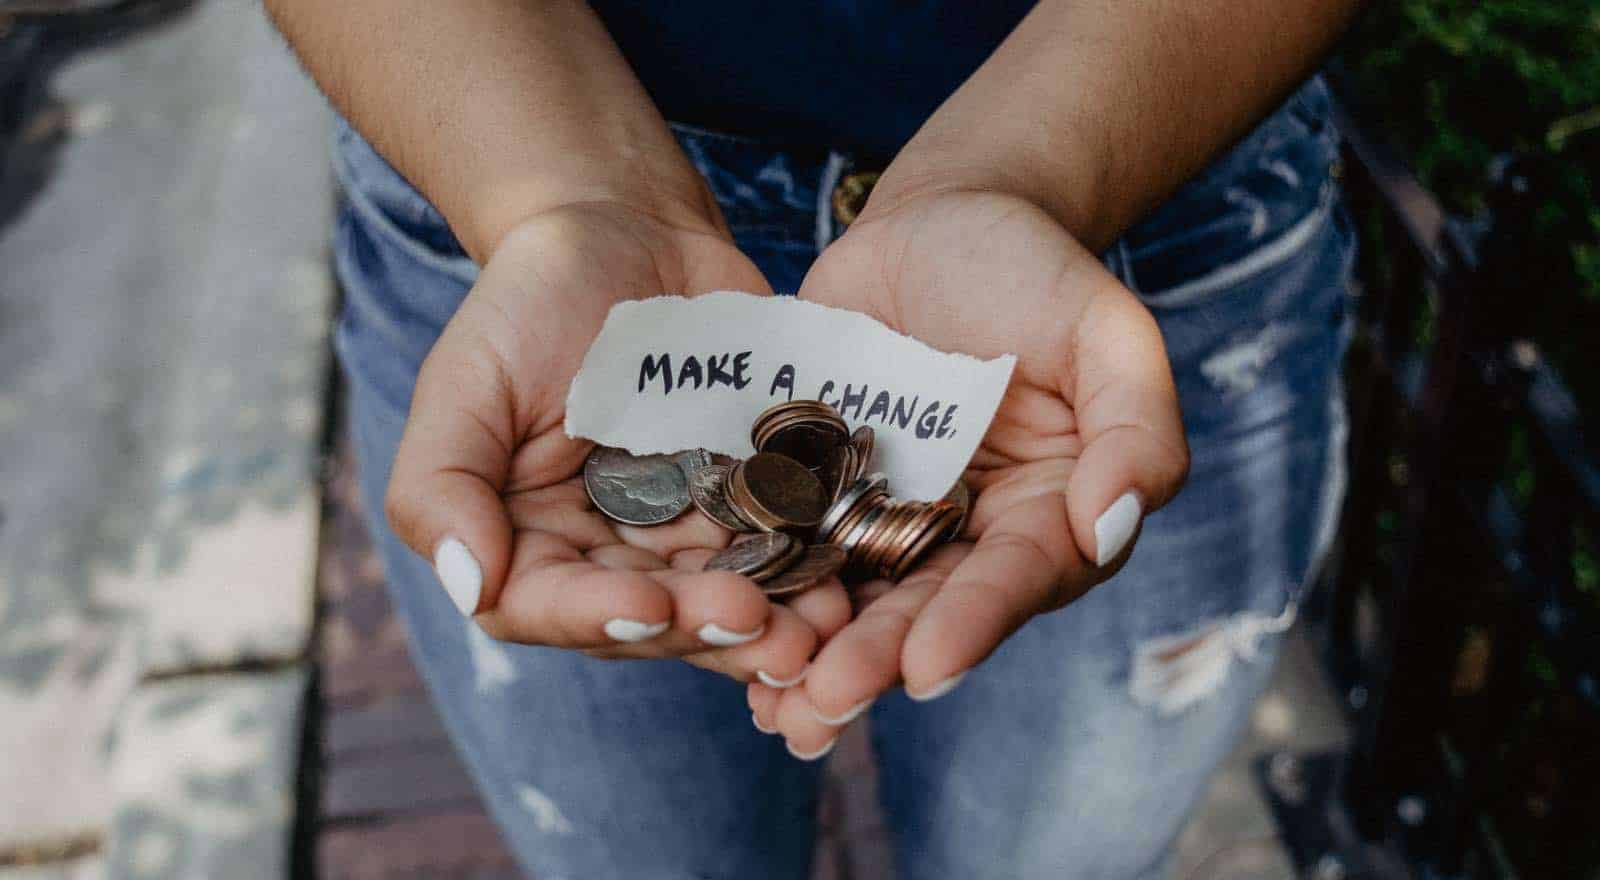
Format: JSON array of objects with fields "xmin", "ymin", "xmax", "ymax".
[
  {"xmin": 907, "ymin": 671, "xmax": 967, "ymax": 702},
  {"xmin": 698, "ymin": 622, "xmax": 765, "ymax": 647},
  {"xmin": 1093, "ymin": 492, "xmax": 1142, "ymax": 566},
  {"xmin": 787, "ymin": 737, "xmax": 837, "ymax": 762},
  {"xmin": 752, "ymin": 711, "xmax": 777, "ymax": 735},
  {"xmin": 812, "ymin": 698, "xmax": 872, "ymax": 726},
  {"xmin": 604, "ymin": 618, "xmax": 670, "ymax": 643},
  {"xmin": 757, "ymin": 667, "xmax": 808, "ymax": 689},
  {"xmin": 434, "ymin": 537, "xmax": 482, "ymax": 616}
]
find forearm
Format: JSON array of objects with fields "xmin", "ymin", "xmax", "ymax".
[
  {"xmin": 868, "ymin": 0, "xmax": 1363, "ymax": 251},
  {"xmin": 265, "ymin": 0, "xmax": 717, "ymax": 261}
]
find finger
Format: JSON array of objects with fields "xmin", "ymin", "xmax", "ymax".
[
  {"xmin": 898, "ymin": 498, "xmax": 1085, "ymax": 696},
  {"xmin": 803, "ymin": 549, "xmax": 956, "ymax": 720},
  {"xmin": 748, "ymin": 681, "xmax": 781, "ymax": 734},
  {"xmin": 476, "ymin": 532, "xmax": 674, "ymax": 649},
  {"xmin": 614, "ymin": 508, "xmax": 733, "ymax": 558},
  {"xmin": 682, "ymin": 603, "xmax": 816, "ymax": 685},
  {"xmin": 504, "ymin": 479, "xmax": 619, "ymax": 550},
  {"xmin": 773, "ymin": 686, "xmax": 842, "ymax": 761},
  {"xmin": 653, "ymin": 568, "xmax": 773, "ymax": 649},
  {"xmin": 1063, "ymin": 291, "xmax": 1189, "ymax": 567},
  {"xmin": 385, "ymin": 333, "xmax": 524, "ymax": 617},
  {"xmin": 783, "ymin": 579, "xmax": 852, "ymax": 642},
  {"xmin": 673, "ymin": 548, "xmax": 851, "ymax": 641}
]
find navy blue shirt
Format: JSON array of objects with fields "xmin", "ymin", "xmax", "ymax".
[{"xmin": 588, "ymin": 1, "xmax": 1037, "ymax": 160}]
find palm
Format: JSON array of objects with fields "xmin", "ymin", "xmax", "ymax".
[
  {"xmin": 754, "ymin": 190, "xmax": 1187, "ymax": 742},
  {"xmin": 389, "ymin": 204, "xmax": 845, "ymax": 677},
  {"xmin": 802, "ymin": 191, "xmax": 1145, "ymax": 574}
]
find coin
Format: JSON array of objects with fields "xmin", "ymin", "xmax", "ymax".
[
  {"xmin": 890, "ymin": 503, "xmax": 964, "ymax": 580},
  {"xmin": 848, "ymin": 426, "xmax": 874, "ymax": 482},
  {"xmin": 704, "ymin": 532, "xmax": 799, "ymax": 578},
  {"xmin": 583, "ymin": 446, "xmax": 692, "ymax": 526},
  {"xmin": 761, "ymin": 544, "xmax": 848, "ymax": 597},
  {"xmin": 818, "ymin": 442, "xmax": 858, "ymax": 504},
  {"xmin": 729, "ymin": 453, "xmax": 829, "ymax": 531},
  {"xmin": 817, "ymin": 473, "xmax": 888, "ymax": 542},
  {"xmin": 943, "ymin": 479, "xmax": 972, "ymax": 537},
  {"xmin": 687, "ymin": 464, "xmax": 755, "ymax": 532},
  {"xmin": 674, "ymin": 448, "xmax": 714, "ymax": 475}
]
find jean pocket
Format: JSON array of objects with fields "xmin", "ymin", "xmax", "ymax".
[
  {"xmin": 333, "ymin": 120, "xmax": 476, "ymax": 284},
  {"xmin": 1132, "ymin": 180, "xmax": 1339, "ymax": 311}
]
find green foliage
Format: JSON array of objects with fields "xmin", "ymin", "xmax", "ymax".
[{"xmin": 1343, "ymin": 1, "xmax": 1600, "ymax": 404}]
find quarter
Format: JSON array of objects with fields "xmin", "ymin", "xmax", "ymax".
[{"xmin": 583, "ymin": 446, "xmax": 692, "ymax": 526}]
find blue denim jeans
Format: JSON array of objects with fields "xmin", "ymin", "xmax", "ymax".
[{"xmin": 332, "ymin": 77, "xmax": 1353, "ymax": 879}]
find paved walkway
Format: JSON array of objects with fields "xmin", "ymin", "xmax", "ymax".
[{"xmin": 1, "ymin": 3, "xmax": 332, "ymax": 877}]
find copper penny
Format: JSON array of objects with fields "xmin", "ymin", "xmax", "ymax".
[
  {"xmin": 761, "ymin": 544, "xmax": 848, "ymax": 597},
  {"xmin": 704, "ymin": 532, "xmax": 798, "ymax": 578},
  {"xmin": 848, "ymin": 425, "xmax": 875, "ymax": 482},
  {"xmin": 736, "ymin": 452, "xmax": 829, "ymax": 531}
]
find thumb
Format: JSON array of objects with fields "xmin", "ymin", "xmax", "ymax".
[
  {"xmin": 1062, "ymin": 290, "xmax": 1189, "ymax": 568},
  {"xmin": 384, "ymin": 330, "xmax": 519, "ymax": 618}
]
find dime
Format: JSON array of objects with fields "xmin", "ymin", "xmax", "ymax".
[
  {"xmin": 704, "ymin": 532, "xmax": 799, "ymax": 579},
  {"xmin": 728, "ymin": 453, "xmax": 829, "ymax": 532},
  {"xmin": 583, "ymin": 446, "xmax": 692, "ymax": 526},
  {"xmin": 674, "ymin": 448, "xmax": 714, "ymax": 475},
  {"xmin": 687, "ymin": 464, "xmax": 755, "ymax": 532},
  {"xmin": 818, "ymin": 473, "xmax": 888, "ymax": 542},
  {"xmin": 761, "ymin": 544, "xmax": 848, "ymax": 597},
  {"xmin": 943, "ymin": 479, "xmax": 972, "ymax": 537}
]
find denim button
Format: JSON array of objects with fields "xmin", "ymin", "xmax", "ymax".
[{"xmin": 831, "ymin": 170, "xmax": 880, "ymax": 226}]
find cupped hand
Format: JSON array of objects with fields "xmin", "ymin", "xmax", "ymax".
[
  {"xmin": 384, "ymin": 202, "xmax": 851, "ymax": 684},
  {"xmin": 751, "ymin": 189, "xmax": 1190, "ymax": 756}
]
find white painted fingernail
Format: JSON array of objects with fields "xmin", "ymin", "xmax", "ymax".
[
  {"xmin": 604, "ymin": 618, "xmax": 669, "ymax": 643},
  {"xmin": 1093, "ymin": 492, "xmax": 1142, "ymax": 566},
  {"xmin": 757, "ymin": 667, "xmax": 808, "ymax": 689},
  {"xmin": 908, "ymin": 671, "xmax": 967, "ymax": 702},
  {"xmin": 787, "ymin": 737, "xmax": 837, "ymax": 762},
  {"xmin": 812, "ymin": 698, "xmax": 872, "ymax": 726},
  {"xmin": 434, "ymin": 537, "xmax": 482, "ymax": 616},
  {"xmin": 752, "ymin": 711, "xmax": 777, "ymax": 735},
  {"xmin": 698, "ymin": 622, "xmax": 765, "ymax": 647}
]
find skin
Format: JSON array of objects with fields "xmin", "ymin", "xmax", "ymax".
[{"xmin": 267, "ymin": 0, "xmax": 1362, "ymax": 755}]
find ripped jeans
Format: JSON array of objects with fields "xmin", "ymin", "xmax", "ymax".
[{"xmin": 332, "ymin": 76, "xmax": 1354, "ymax": 879}]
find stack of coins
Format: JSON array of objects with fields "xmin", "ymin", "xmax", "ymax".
[
  {"xmin": 583, "ymin": 400, "xmax": 970, "ymax": 601},
  {"xmin": 819, "ymin": 476, "xmax": 966, "ymax": 580}
]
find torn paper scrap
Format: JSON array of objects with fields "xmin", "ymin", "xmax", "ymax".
[{"xmin": 564, "ymin": 291, "xmax": 1016, "ymax": 501}]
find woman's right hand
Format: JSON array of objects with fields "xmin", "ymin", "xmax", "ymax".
[{"xmin": 383, "ymin": 201, "xmax": 850, "ymax": 686}]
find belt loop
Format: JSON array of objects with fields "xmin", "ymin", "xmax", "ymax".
[{"xmin": 815, "ymin": 151, "xmax": 848, "ymax": 252}]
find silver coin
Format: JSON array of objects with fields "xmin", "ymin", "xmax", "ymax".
[
  {"xmin": 674, "ymin": 448, "xmax": 714, "ymax": 475},
  {"xmin": 583, "ymin": 446, "xmax": 692, "ymax": 525},
  {"xmin": 704, "ymin": 532, "xmax": 797, "ymax": 577},
  {"xmin": 817, "ymin": 473, "xmax": 888, "ymax": 541},
  {"xmin": 687, "ymin": 464, "xmax": 755, "ymax": 532}
]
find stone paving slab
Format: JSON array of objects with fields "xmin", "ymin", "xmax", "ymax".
[
  {"xmin": 105, "ymin": 667, "xmax": 309, "ymax": 880},
  {"xmin": 0, "ymin": 0, "xmax": 331, "ymax": 868}
]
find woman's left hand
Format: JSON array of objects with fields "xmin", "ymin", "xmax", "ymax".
[{"xmin": 748, "ymin": 188, "xmax": 1190, "ymax": 758}]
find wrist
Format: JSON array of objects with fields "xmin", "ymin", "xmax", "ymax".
[
  {"xmin": 467, "ymin": 165, "xmax": 726, "ymax": 265},
  {"xmin": 861, "ymin": 142, "xmax": 1112, "ymax": 250}
]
